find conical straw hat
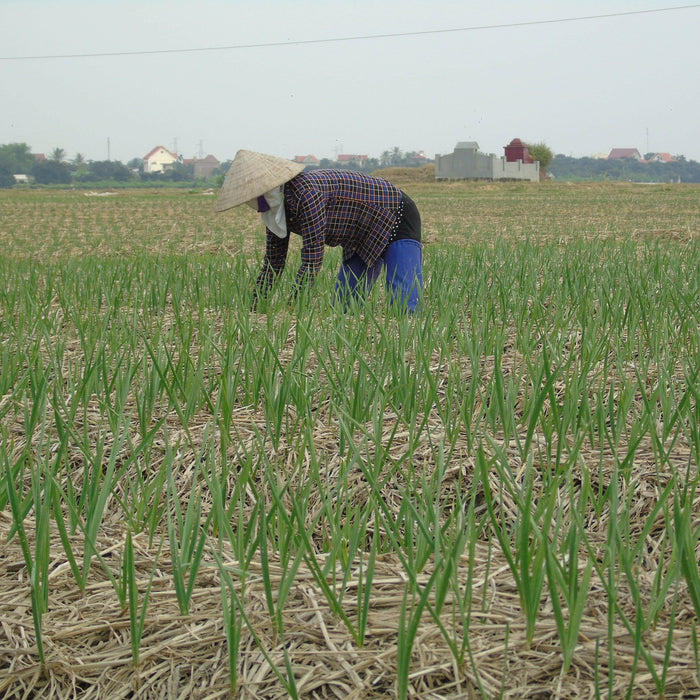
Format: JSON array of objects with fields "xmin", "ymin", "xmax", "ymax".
[{"xmin": 214, "ymin": 149, "xmax": 305, "ymax": 212}]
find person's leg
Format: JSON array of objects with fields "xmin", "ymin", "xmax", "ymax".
[
  {"xmin": 383, "ymin": 239, "xmax": 423, "ymax": 313},
  {"xmin": 335, "ymin": 254, "xmax": 383, "ymax": 308}
]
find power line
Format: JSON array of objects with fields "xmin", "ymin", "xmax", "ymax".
[{"xmin": 1, "ymin": 4, "xmax": 698, "ymax": 61}]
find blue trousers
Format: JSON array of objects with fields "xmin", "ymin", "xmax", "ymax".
[{"xmin": 335, "ymin": 239, "xmax": 423, "ymax": 312}]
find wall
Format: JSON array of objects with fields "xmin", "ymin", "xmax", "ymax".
[{"xmin": 435, "ymin": 143, "xmax": 539, "ymax": 182}]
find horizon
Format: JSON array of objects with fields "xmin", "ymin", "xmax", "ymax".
[{"xmin": 21, "ymin": 142, "xmax": 698, "ymax": 165}]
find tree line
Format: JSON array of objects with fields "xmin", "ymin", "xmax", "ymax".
[
  {"xmin": 2, "ymin": 141, "xmax": 698, "ymax": 186},
  {"xmin": 549, "ymin": 154, "xmax": 700, "ymax": 183},
  {"xmin": 0, "ymin": 143, "xmax": 441, "ymax": 187},
  {"xmin": 0, "ymin": 143, "xmax": 231, "ymax": 188}
]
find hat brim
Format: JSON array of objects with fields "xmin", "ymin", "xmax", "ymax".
[{"xmin": 214, "ymin": 149, "xmax": 305, "ymax": 212}]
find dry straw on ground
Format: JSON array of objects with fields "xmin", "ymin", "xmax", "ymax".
[{"xmin": 1, "ymin": 376, "xmax": 698, "ymax": 698}]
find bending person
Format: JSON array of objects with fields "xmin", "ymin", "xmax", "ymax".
[{"xmin": 215, "ymin": 149, "xmax": 423, "ymax": 312}]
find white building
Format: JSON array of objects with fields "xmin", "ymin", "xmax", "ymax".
[
  {"xmin": 143, "ymin": 146, "xmax": 179, "ymax": 173},
  {"xmin": 435, "ymin": 141, "xmax": 540, "ymax": 182}
]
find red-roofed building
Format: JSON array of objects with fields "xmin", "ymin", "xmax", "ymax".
[
  {"xmin": 182, "ymin": 155, "xmax": 221, "ymax": 177},
  {"xmin": 294, "ymin": 155, "xmax": 320, "ymax": 168},
  {"xmin": 337, "ymin": 154, "xmax": 368, "ymax": 167},
  {"xmin": 194, "ymin": 154, "xmax": 220, "ymax": 178},
  {"xmin": 647, "ymin": 152, "xmax": 677, "ymax": 163},
  {"xmin": 608, "ymin": 148, "xmax": 642, "ymax": 161},
  {"xmin": 410, "ymin": 150, "xmax": 429, "ymax": 165}
]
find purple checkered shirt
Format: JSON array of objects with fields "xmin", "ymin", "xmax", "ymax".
[{"xmin": 255, "ymin": 169, "xmax": 404, "ymax": 294}]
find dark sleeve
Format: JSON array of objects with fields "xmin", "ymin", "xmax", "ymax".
[
  {"xmin": 294, "ymin": 189, "xmax": 327, "ymax": 289},
  {"xmin": 255, "ymin": 228, "xmax": 290, "ymax": 298}
]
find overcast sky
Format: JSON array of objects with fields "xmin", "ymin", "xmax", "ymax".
[{"xmin": 2, "ymin": 0, "xmax": 699, "ymax": 164}]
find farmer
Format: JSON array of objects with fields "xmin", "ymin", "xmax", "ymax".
[{"xmin": 215, "ymin": 149, "xmax": 423, "ymax": 312}]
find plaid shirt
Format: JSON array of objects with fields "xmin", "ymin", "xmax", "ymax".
[{"xmin": 256, "ymin": 169, "xmax": 404, "ymax": 293}]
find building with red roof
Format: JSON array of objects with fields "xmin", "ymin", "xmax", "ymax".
[
  {"xmin": 647, "ymin": 152, "xmax": 677, "ymax": 163},
  {"xmin": 608, "ymin": 148, "xmax": 642, "ymax": 161},
  {"xmin": 337, "ymin": 154, "xmax": 368, "ymax": 167},
  {"xmin": 294, "ymin": 155, "xmax": 320, "ymax": 168}
]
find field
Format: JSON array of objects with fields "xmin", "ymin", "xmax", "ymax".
[{"xmin": 0, "ymin": 181, "xmax": 698, "ymax": 699}]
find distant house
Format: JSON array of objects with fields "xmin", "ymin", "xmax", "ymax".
[
  {"xmin": 435, "ymin": 140, "xmax": 540, "ymax": 182},
  {"xmin": 337, "ymin": 154, "xmax": 368, "ymax": 167},
  {"xmin": 608, "ymin": 148, "xmax": 642, "ymax": 161},
  {"xmin": 13, "ymin": 174, "xmax": 31, "ymax": 184},
  {"xmin": 143, "ymin": 146, "xmax": 179, "ymax": 173},
  {"xmin": 294, "ymin": 155, "xmax": 320, "ymax": 169},
  {"xmin": 409, "ymin": 150, "xmax": 429, "ymax": 166},
  {"xmin": 182, "ymin": 155, "xmax": 220, "ymax": 178},
  {"xmin": 647, "ymin": 152, "xmax": 676, "ymax": 163},
  {"xmin": 194, "ymin": 155, "xmax": 220, "ymax": 178}
]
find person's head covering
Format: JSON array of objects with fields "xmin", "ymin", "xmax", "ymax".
[
  {"xmin": 214, "ymin": 149, "xmax": 305, "ymax": 212},
  {"xmin": 258, "ymin": 186, "xmax": 288, "ymax": 239}
]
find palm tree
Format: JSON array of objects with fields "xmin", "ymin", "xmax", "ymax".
[
  {"xmin": 51, "ymin": 147, "xmax": 66, "ymax": 162},
  {"xmin": 70, "ymin": 152, "xmax": 87, "ymax": 174}
]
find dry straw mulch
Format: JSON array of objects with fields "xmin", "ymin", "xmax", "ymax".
[
  {"xmin": 1, "ymin": 385, "xmax": 699, "ymax": 698},
  {"xmin": 2, "ymin": 510, "xmax": 698, "ymax": 700}
]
